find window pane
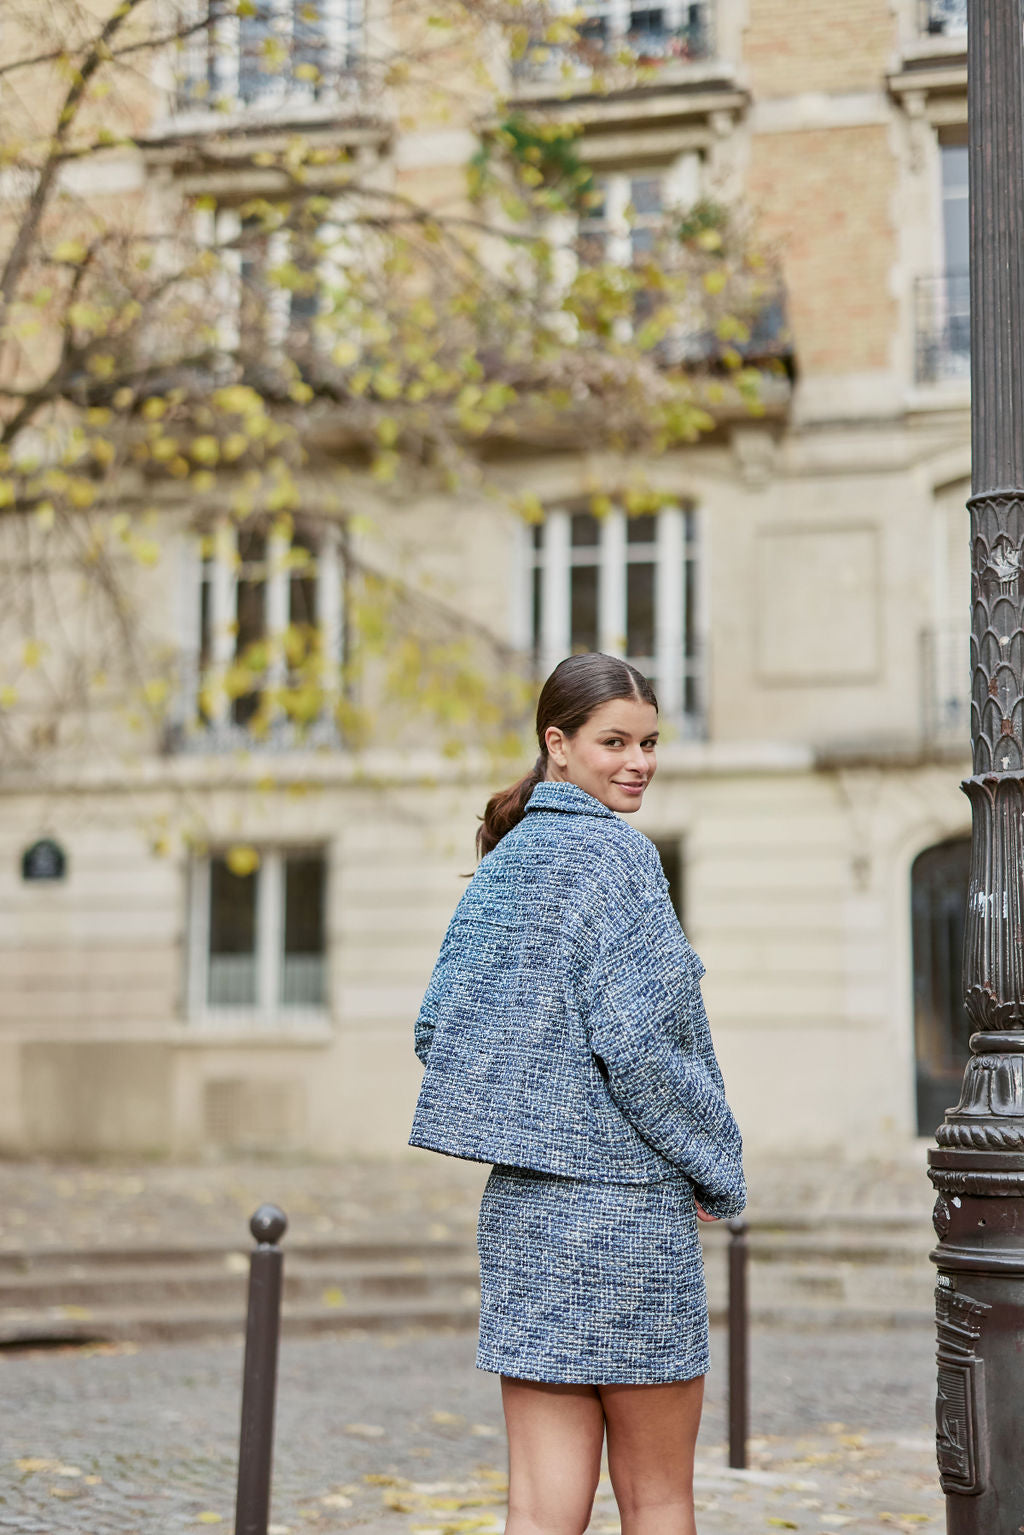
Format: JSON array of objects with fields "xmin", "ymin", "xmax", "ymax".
[
  {"xmin": 282, "ymin": 854, "xmax": 326, "ymax": 1006},
  {"xmin": 626, "ymin": 514, "xmax": 657, "ymax": 544},
  {"xmin": 234, "ymin": 528, "xmax": 267, "ymax": 727},
  {"xmin": 570, "ymin": 565, "xmax": 599, "ymax": 653},
  {"xmin": 199, "ymin": 565, "xmax": 213, "ymax": 672},
  {"xmin": 942, "ymin": 145, "xmax": 969, "ymax": 274},
  {"xmin": 289, "ymin": 531, "xmax": 318, "ymax": 628},
  {"xmin": 684, "ymin": 549, "xmax": 697, "ymax": 660},
  {"xmin": 626, "ymin": 561, "xmax": 655, "ymax": 658},
  {"xmin": 293, "ymin": 0, "xmax": 326, "ymax": 83},
  {"xmin": 571, "ymin": 512, "xmax": 600, "ymax": 547},
  {"xmin": 630, "ymin": 175, "xmax": 662, "ymax": 217},
  {"xmin": 239, "ymin": 0, "xmax": 275, "ymax": 102},
  {"xmin": 208, "ymin": 858, "xmax": 258, "ymax": 1006},
  {"xmin": 531, "ymin": 564, "xmax": 543, "ymax": 661}
]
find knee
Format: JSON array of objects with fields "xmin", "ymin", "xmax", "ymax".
[
  {"xmin": 612, "ymin": 1480, "xmax": 693, "ymax": 1523},
  {"xmin": 506, "ymin": 1483, "xmax": 597, "ymax": 1535}
]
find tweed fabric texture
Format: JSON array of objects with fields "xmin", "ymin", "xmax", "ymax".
[
  {"xmin": 476, "ymin": 1164, "xmax": 709, "ymax": 1384},
  {"xmin": 410, "ymin": 780, "xmax": 745, "ymax": 1220}
]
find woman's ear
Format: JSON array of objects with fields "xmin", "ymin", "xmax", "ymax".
[{"xmin": 544, "ymin": 724, "xmax": 568, "ymax": 767}]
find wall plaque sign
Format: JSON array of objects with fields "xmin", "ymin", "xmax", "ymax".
[{"xmin": 21, "ymin": 839, "xmax": 67, "ymax": 882}]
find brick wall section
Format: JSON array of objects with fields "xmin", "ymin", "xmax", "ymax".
[
  {"xmin": 745, "ymin": 0, "xmax": 897, "ymax": 98},
  {"xmin": 747, "ymin": 125, "xmax": 897, "ymax": 376}
]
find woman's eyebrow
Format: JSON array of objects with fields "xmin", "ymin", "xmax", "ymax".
[{"xmin": 598, "ymin": 727, "xmax": 661, "ymax": 739}]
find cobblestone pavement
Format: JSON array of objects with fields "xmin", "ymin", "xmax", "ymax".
[
  {"xmin": 0, "ymin": 1322, "xmax": 942, "ymax": 1533},
  {"xmin": 0, "ymin": 1150, "xmax": 932, "ymax": 1254}
]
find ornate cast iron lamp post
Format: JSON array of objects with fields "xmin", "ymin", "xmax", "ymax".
[{"xmin": 928, "ymin": 1, "xmax": 1024, "ymax": 1527}]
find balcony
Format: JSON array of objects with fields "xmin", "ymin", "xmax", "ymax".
[
  {"xmin": 914, "ymin": 271, "xmax": 969, "ymax": 385},
  {"xmin": 514, "ymin": 2, "xmax": 715, "ymax": 86},
  {"xmin": 919, "ymin": 0, "xmax": 966, "ymax": 37},
  {"xmin": 172, "ymin": 0, "xmax": 363, "ymax": 123},
  {"xmin": 921, "ymin": 625, "xmax": 970, "ymax": 751}
]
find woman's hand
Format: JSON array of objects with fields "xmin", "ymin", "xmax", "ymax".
[{"xmin": 694, "ymin": 1201, "xmax": 718, "ymax": 1223}]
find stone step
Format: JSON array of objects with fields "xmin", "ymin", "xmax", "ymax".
[
  {"xmin": 0, "ymin": 1215, "xmax": 942, "ymax": 1347},
  {"xmin": 0, "ymin": 1293, "xmax": 484, "ymax": 1347},
  {"xmin": 0, "ymin": 1259, "xmax": 482, "ymax": 1311},
  {"xmin": 0, "ymin": 1237, "xmax": 469, "ymax": 1276}
]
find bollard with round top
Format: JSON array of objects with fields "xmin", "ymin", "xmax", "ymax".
[{"xmin": 235, "ymin": 1203, "xmax": 287, "ymax": 1535}]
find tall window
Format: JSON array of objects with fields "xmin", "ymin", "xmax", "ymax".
[
  {"xmin": 528, "ymin": 506, "xmax": 701, "ymax": 728},
  {"xmin": 196, "ymin": 206, "xmax": 329, "ymax": 363},
  {"xmin": 916, "ymin": 141, "xmax": 969, "ymax": 383},
  {"xmin": 578, "ymin": 173, "xmax": 665, "ymax": 268},
  {"xmin": 176, "ymin": 0, "xmax": 363, "ymax": 113},
  {"xmin": 184, "ymin": 518, "xmax": 345, "ymax": 747},
  {"xmin": 912, "ymin": 837, "xmax": 972, "ymax": 1136},
  {"xmin": 189, "ymin": 848, "xmax": 327, "ymax": 1022}
]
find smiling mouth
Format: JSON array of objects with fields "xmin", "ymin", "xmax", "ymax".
[{"xmin": 613, "ymin": 781, "xmax": 646, "ymax": 792}]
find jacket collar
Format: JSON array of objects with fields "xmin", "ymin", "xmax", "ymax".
[{"xmin": 525, "ymin": 781, "xmax": 618, "ymax": 820}]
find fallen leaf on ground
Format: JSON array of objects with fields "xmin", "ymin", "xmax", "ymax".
[
  {"xmin": 16, "ymin": 1459, "xmax": 55, "ymax": 1474},
  {"xmin": 320, "ymin": 1494, "xmax": 353, "ymax": 1508},
  {"xmin": 345, "ymin": 1422, "xmax": 385, "ymax": 1438}
]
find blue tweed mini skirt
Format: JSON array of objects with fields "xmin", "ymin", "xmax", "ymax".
[{"xmin": 476, "ymin": 1164, "xmax": 708, "ymax": 1385}]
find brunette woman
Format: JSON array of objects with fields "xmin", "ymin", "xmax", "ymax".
[{"xmin": 410, "ymin": 652, "xmax": 745, "ymax": 1535}]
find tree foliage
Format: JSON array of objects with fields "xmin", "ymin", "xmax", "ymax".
[{"xmin": 0, "ymin": 0, "xmax": 787, "ymax": 783}]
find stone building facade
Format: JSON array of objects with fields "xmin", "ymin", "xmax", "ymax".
[{"xmin": 0, "ymin": 0, "xmax": 977, "ymax": 1161}]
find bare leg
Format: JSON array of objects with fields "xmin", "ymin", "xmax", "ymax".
[
  {"xmin": 501, "ymin": 1376, "xmax": 606, "ymax": 1535},
  {"xmin": 598, "ymin": 1377, "xmax": 705, "ymax": 1535}
]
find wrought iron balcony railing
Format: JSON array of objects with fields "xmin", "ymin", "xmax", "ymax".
[
  {"xmin": 175, "ymin": 0, "xmax": 363, "ymax": 116},
  {"xmin": 922, "ymin": 625, "xmax": 971, "ymax": 749},
  {"xmin": 914, "ymin": 270, "xmax": 970, "ymax": 385},
  {"xmin": 514, "ymin": 2, "xmax": 714, "ymax": 84},
  {"xmin": 919, "ymin": 0, "xmax": 967, "ymax": 37}
]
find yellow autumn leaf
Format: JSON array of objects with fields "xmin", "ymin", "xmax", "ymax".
[
  {"xmin": 0, "ymin": 685, "xmax": 17, "ymax": 708},
  {"xmin": 16, "ymin": 1458, "xmax": 55, "ymax": 1473},
  {"xmin": 195, "ymin": 1515, "xmax": 223, "ymax": 1526},
  {"xmin": 22, "ymin": 639, "xmax": 43, "ymax": 668},
  {"xmin": 322, "ymin": 1286, "xmax": 346, "ymax": 1308},
  {"xmin": 52, "ymin": 239, "xmax": 87, "ymax": 264},
  {"xmin": 766, "ymin": 1522, "xmax": 798, "ymax": 1531},
  {"xmin": 35, "ymin": 501, "xmax": 55, "ymax": 529},
  {"xmin": 226, "ymin": 845, "xmax": 260, "ymax": 877},
  {"xmin": 143, "ymin": 679, "xmax": 169, "ymax": 708}
]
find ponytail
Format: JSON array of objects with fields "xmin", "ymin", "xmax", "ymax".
[{"xmin": 476, "ymin": 755, "xmax": 545, "ymax": 859}]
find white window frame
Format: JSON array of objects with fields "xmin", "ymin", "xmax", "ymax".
[
  {"xmin": 187, "ymin": 846, "xmax": 330, "ymax": 1029},
  {"xmin": 175, "ymin": 0, "xmax": 363, "ymax": 120},
  {"xmin": 177, "ymin": 516, "xmax": 345, "ymax": 750},
  {"xmin": 526, "ymin": 504, "xmax": 704, "ymax": 729}
]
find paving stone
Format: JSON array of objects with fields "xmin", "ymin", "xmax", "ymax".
[{"xmin": 0, "ymin": 1322, "xmax": 944, "ymax": 1533}]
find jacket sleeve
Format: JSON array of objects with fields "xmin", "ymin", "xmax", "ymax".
[{"xmin": 586, "ymin": 895, "xmax": 746, "ymax": 1219}]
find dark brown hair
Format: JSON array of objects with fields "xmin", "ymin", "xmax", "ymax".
[{"xmin": 476, "ymin": 653, "xmax": 658, "ymax": 858}]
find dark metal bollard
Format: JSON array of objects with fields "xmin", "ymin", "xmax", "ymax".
[
  {"xmin": 235, "ymin": 1204, "xmax": 287, "ymax": 1535},
  {"xmin": 727, "ymin": 1218, "xmax": 749, "ymax": 1470}
]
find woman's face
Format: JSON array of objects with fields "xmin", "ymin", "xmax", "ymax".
[{"xmin": 544, "ymin": 696, "xmax": 659, "ymax": 814}]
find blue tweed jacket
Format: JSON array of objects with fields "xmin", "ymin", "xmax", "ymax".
[{"xmin": 409, "ymin": 780, "xmax": 745, "ymax": 1219}]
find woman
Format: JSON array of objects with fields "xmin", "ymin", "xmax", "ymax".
[{"xmin": 410, "ymin": 652, "xmax": 745, "ymax": 1535}]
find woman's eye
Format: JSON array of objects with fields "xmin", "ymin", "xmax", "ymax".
[{"xmin": 603, "ymin": 737, "xmax": 622, "ymax": 746}]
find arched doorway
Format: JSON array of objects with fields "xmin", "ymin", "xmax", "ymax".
[{"xmin": 912, "ymin": 836, "xmax": 972, "ymax": 1136}]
